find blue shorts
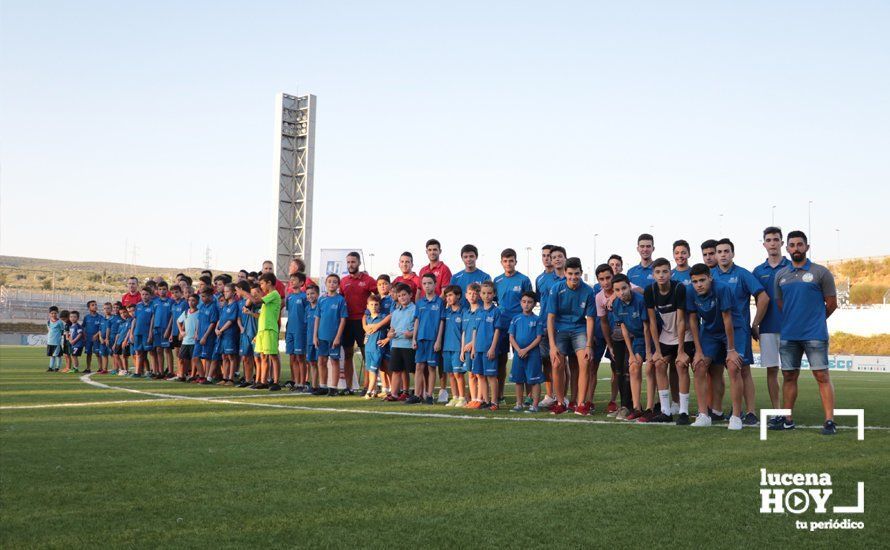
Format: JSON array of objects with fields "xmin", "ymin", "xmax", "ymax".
[
  {"xmin": 219, "ymin": 332, "xmax": 238, "ymax": 355},
  {"xmin": 700, "ymin": 332, "xmax": 727, "ymax": 365},
  {"xmin": 239, "ymin": 334, "xmax": 255, "ymax": 357},
  {"xmin": 211, "ymin": 337, "xmax": 222, "ymax": 361},
  {"xmin": 153, "ymin": 328, "xmax": 171, "ymax": 349},
  {"xmin": 733, "ymin": 326, "xmax": 754, "ymax": 365},
  {"xmin": 317, "ymin": 339, "xmax": 341, "ymax": 358},
  {"xmin": 555, "ymin": 330, "xmax": 587, "ymax": 356},
  {"xmin": 84, "ymin": 338, "xmax": 100, "ymax": 355},
  {"xmin": 306, "ymin": 342, "xmax": 318, "ymax": 363},
  {"xmin": 415, "ymin": 340, "xmax": 439, "ymax": 366},
  {"xmin": 285, "ymin": 331, "xmax": 306, "ymax": 355},
  {"xmin": 132, "ymin": 333, "xmax": 153, "ymax": 352},
  {"xmin": 195, "ymin": 335, "xmax": 217, "ymax": 360},
  {"xmin": 630, "ymin": 336, "xmax": 646, "ymax": 357},
  {"xmin": 442, "ymin": 350, "xmax": 464, "ymax": 374},
  {"xmin": 510, "ymin": 349, "xmax": 544, "ymax": 385},
  {"xmin": 364, "ymin": 340, "xmax": 383, "ymax": 370},
  {"xmin": 472, "ymin": 352, "xmax": 498, "ymax": 376},
  {"xmin": 780, "ymin": 340, "xmax": 829, "ymax": 371}
]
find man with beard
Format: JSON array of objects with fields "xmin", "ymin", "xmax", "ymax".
[{"xmin": 340, "ymin": 251, "xmax": 377, "ymax": 395}]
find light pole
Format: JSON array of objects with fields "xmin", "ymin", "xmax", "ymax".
[
  {"xmin": 808, "ymin": 200, "xmax": 813, "ymax": 258},
  {"xmin": 771, "ymin": 205, "xmax": 776, "ymax": 225},
  {"xmin": 368, "ymin": 253, "xmax": 374, "ymax": 274},
  {"xmin": 835, "ymin": 229, "xmax": 840, "ymax": 260},
  {"xmin": 593, "ymin": 233, "xmax": 599, "ymax": 266},
  {"xmin": 525, "ymin": 246, "xmax": 531, "ymax": 275},
  {"xmin": 719, "ymin": 214, "xmax": 724, "ymax": 235}
]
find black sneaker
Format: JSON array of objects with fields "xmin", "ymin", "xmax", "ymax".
[
  {"xmin": 284, "ymin": 380, "xmax": 295, "ymax": 389},
  {"xmin": 676, "ymin": 412, "xmax": 690, "ymax": 425},
  {"xmin": 327, "ymin": 388, "xmax": 338, "ymax": 397},
  {"xmin": 709, "ymin": 410, "xmax": 726, "ymax": 422},
  {"xmin": 269, "ymin": 383, "xmax": 281, "ymax": 391},
  {"xmin": 200, "ymin": 379, "xmax": 214, "ymax": 385},
  {"xmin": 83, "ymin": 369, "xmax": 92, "ymax": 374},
  {"xmin": 768, "ymin": 416, "xmax": 795, "ymax": 430},
  {"xmin": 312, "ymin": 387, "xmax": 327, "ymax": 396},
  {"xmin": 237, "ymin": 380, "xmax": 251, "ymax": 388},
  {"xmin": 821, "ymin": 420, "xmax": 837, "ymax": 436},
  {"xmin": 742, "ymin": 412, "xmax": 759, "ymax": 426},
  {"xmin": 46, "ymin": 367, "xmax": 53, "ymax": 372},
  {"xmin": 650, "ymin": 413, "xmax": 672, "ymax": 423},
  {"xmin": 424, "ymin": 396, "xmax": 434, "ymax": 405},
  {"xmin": 254, "ymin": 383, "xmax": 269, "ymax": 390},
  {"xmin": 405, "ymin": 395, "xmax": 422, "ymax": 404},
  {"xmin": 358, "ymin": 389, "xmax": 367, "ymax": 397}
]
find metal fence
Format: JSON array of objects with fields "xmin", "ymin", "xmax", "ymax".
[{"xmin": 0, "ymin": 286, "xmax": 121, "ymax": 322}]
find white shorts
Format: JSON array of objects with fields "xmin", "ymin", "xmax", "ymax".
[{"xmin": 760, "ymin": 333, "xmax": 781, "ymax": 368}]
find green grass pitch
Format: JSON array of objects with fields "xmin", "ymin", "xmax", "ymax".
[{"xmin": 1, "ymin": 345, "xmax": 887, "ymax": 548}]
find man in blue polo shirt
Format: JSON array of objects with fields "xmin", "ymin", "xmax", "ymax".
[
  {"xmin": 493, "ymin": 248, "xmax": 533, "ymax": 404},
  {"xmin": 611, "ymin": 274, "xmax": 651, "ymax": 420},
  {"xmin": 545, "ymin": 257, "xmax": 596, "ymax": 415},
  {"xmin": 685, "ymin": 263, "xmax": 744, "ymax": 430},
  {"xmin": 537, "ymin": 245, "xmax": 567, "ymax": 409},
  {"xmin": 712, "ymin": 238, "xmax": 769, "ymax": 427},
  {"xmin": 753, "ymin": 227, "xmax": 791, "ymax": 411},
  {"xmin": 771, "ymin": 230, "xmax": 838, "ymax": 435},
  {"xmin": 627, "ymin": 233, "xmax": 655, "ymax": 288}
]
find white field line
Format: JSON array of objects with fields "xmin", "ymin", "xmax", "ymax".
[{"xmin": 58, "ymin": 375, "xmax": 890, "ymax": 432}]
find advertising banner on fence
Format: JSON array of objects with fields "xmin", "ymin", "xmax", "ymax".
[
  {"xmin": 753, "ymin": 353, "xmax": 889, "ymax": 373},
  {"xmin": 318, "ymin": 248, "xmax": 364, "ymax": 277}
]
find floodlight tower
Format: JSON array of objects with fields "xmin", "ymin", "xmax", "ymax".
[{"xmin": 273, "ymin": 92, "xmax": 316, "ymax": 281}]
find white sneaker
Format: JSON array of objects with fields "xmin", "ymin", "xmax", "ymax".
[
  {"xmin": 670, "ymin": 402, "xmax": 680, "ymax": 416},
  {"xmin": 691, "ymin": 413, "xmax": 712, "ymax": 427},
  {"xmin": 540, "ymin": 395, "xmax": 556, "ymax": 408},
  {"xmin": 437, "ymin": 389, "xmax": 449, "ymax": 404},
  {"xmin": 454, "ymin": 397, "xmax": 467, "ymax": 408},
  {"xmin": 728, "ymin": 415, "xmax": 743, "ymax": 430},
  {"xmin": 444, "ymin": 398, "xmax": 457, "ymax": 407}
]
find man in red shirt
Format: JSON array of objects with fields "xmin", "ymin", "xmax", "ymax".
[
  {"xmin": 340, "ymin": 251, "xmax": 377, "ymax": 394},
  {"xmin": 393, "ymin": 252, "xmax": 421, "ymax": 301},
  {"xmin": 285, "ymin": 257, "xmax": 316, "ymax": 294},
  {"xmin": 262, "ymin": 260, "xmax": 287, "ymax": 298},
  {"xmin": 121, "ymin": 277, "xmax": 141, "ymax": 307},
  {"xmin": 418, "ymin": 238, "xmax": 452, "ymax": 297}
]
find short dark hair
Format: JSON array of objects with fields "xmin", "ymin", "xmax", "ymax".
[
  {"xmin": 171, "ymin": 285, "xmax": 182, "ymax": 293},
  {"xmin": 521, "ymin": 291, "xmax": 537, "ymax": 302},
  {"xmin": 672, "ymin": 239, "xmax": 690, "ymax": 252},
  {"xmin": 346, "ymin": 251, "xmax": 361, "ymax": 260},
  {"xmin": 652, "ymin": 257, "xmax": 671, "ymax": 270},
  {"xmin": 787, "ymin": 230, "xmax": 808, "ymax": 244},
  {"xmin": 690, "ymin": 263, "xmax": 711, "ymax": 277},
  {"xmin": 158, "ymin": 281, "xmax": 168, "ymax": 289},
  {"xmin": 181, "ymin": 275, "xmax": 193, "ymax": 286},
  {"xmin": 325, "ymin": 273, "xmax": 341, "ymax": 283},
  {"xmin": 70, "ymin": 310, "xmax": 80, "ymax": 318},
  {"xmin": 501, "ymin": 248, "xmax": 517, "ymax": 260},
  {"xmin": 221, "ymin": 274, "xmax": 232, "ymax": 284},
  {"xmin": 444, "ymin": 285, "xmax": 462, "ymax": 297},
  {"xmin": 716, "ymin": 238, "xmax": 735, "ymax": 253},
  {"xmin": 637, "ymin": 233, "xmax": 654, "ymax": 245},
  {"xmin": 467, "ymin": 282, "xmax": 481, "ymax": 292},
  {"xmin": 550, "ymin": 246, "xmax": 567, "ymax": 257},
  {"xmin": 199, "ymin": 275, "xmax": 212, "ymax": 286},
  {"xmin": 701, "ymin": 239, "xmax": 718, "ymax": 251},
  {"xmin": 87, "ymin": 300, "xmax": 96, "ymax": 307},
  {"xmin": 201, "ymin": 287, "xmax": 214, "ymax": 296},
  {"xmin": 236, "ymin": 281, "xmax": 250, "ymax": 292},
  {"xmin": 393, "ymin": 282, "xmax": 412, "ymax": 295},
  {"xmin": 763, "ymin": 226, "xmax": 783, "ymax": 239},
  {"xmin": 367, "ymin": 294, "xmax": 381, "ymax": 304},
  {"xmin": 306, "ymin": 284, "xmax": 320, "ymax": 293},
  {"xmin": 201, "ymin": 270, "xmax": 212, "ymax": 277},
  {"xmin": 49, "ymin": 306, "xmax": 59, "ymax": 313},
  {"xmin": 400, "ymin": 251, "xmax": 413, "ymax": 260},
  {"xmin": 611, "ymin": 274, "xmax": 629, "ymax": 286},
  {"xmin": 248, "ymin": 271, "xmax": 259, "ymax": 279},
  {"xmin": 239, "ymin": 269, "xmax": 249, "ymax": 276},
  {"xmin": 565, "ymin": 257, "xmax": 583, "ymax": 271},
  {"xmin": 460, "ymin": 244, "xmax": 478, "ymax": 257},
  {"xmin": 425, "ymin": 239, "xmax": 441, "ymax": 249},
  {"xmin": 259, "ymin": 272, "xmax": 277, "ymax": 285},
  {"xmin": 376, "ymin": 274, "xmax": 391, "ymax": 283},
  {"xmin": 481, "ymin": 281, "xmax": 495, "ymax": 290},
  {"xmin": 290, "ymin": 272, "xmax": 306, "ymax": 285},
  {"xmin": 421, "ymin": 273, "xmax": 436, "ymax": 282},
  {"xmin": 594, "ymin": 263, "xmax": 612, "ymax": 277},
  {"xmin": 541, "ymin": 244, "xmax": 555, "ymax": 252},
  {"xmin": 213, "ymin": 275, "xmax": 226, "ymax": 284}
]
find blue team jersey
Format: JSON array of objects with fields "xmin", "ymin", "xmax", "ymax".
[
  {"xmin": 611, "ymin": 292, "xmax": 648, "ymax": 339},
  {"xmin": 47, "ymin": 319, "xmax": 65, "ymax": 346},
  {"xmin": 69, "ymin": 322, "xmax": 84, "ymax": 347},
  {"xmin": 316, "ymin": 294, "xmax": 347, "ymax": 341},
  {"xmin": 671, "ymin": 268, "xmax": 692, "ymax": 286},
  {"xmin": 390, "ymin": 303, "xmax": 417, "ymax": 349},
  {"xmin": 98, "ymin": 316, "xmax": 109, "ymax": 341},
  {"xmin": 197, "ymin": 300, "xmax": 219, "ymax": 336},
  {"xmin": 545, "ymin": 280, "xmax": 597, "ymax": 334},
  {"xmin": 451, "ymin": 269, "xmax": 491, "ymax": 306},
  {"xmin": 474, "ymin": 304, "xmax": 500, "ymax": 350},
  {"xmin": 627, "ymin": 263, "xmax": 655, "ymax": 289},
  {"xmin": 685, "ymin": 281, "xmax": 734, "ymax": 337},
  {"xmin": 461, "ymin": 306, "xmax": 482, "ymax": 346},
  {"xmin": 536, "ymin": 272, "xmax": 565, "ymax": 318},
  {"xmin": 218, "ymin": 302, "xmax": 240, "ymax": 335},
  {"xmin": 380, "ymin": 295, "xmax": 394, "ymax": 316},
  {"xmin": 493, "ymin": 272, "xmax": 533, "ymax": 329},
  {"xmin": 775, "ymin": 260, "xmax": 836, "ymax": 341},
  {"xmin": 442, "ymin": 306, "xmax": 464, "ymax": 351},
  {"xmin": 414, "ymin": 295, "xmax": 444, "ymax": 341},
  {"xmin": 106, "ymin": 315, "xmax": 121, "ymax": 341},
  {"xmin": 509, "ymin": 312, "xmax": 544, "ymax": 348},
  {"xmin": 83, "ymin": 312, "xmax": 102, "ymax": 338},
  {"xmin": 304, "ymin": 303, "xmax": 317, "ymax": 342},
  {"xmin": 286, "ymin": 292, "xmax": 308, "ymax": 335},
  {"xmin": 711, "ymin": 264, "xmax": 764, "ymax": 329},
  {"xmin": 238, "ymin": 299, "xmax": 258, "ymax": 338},
  {"xmin": 133, "ymin": 302, "xmax": 154, "ymax": 336},
  {"xmin": 119, "ymin": 318, "xmax": 134, "ymax": 342},
  {"xmin": 752, "ymin": 257, "xmax": 790, "ymax": 334},
  {"xmin": 365, "ymin": 312, "xmax": 386, "ymax": 349},
  {"xmin": 152, "ymin": 297, "xmax": 172, "ymax": 330},
  {"xmin": 170, "ymin": 299, "xmax": 188, "ymax": 336}
]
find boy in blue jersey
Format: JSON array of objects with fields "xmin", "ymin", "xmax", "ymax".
[
  {"xmin": 441, "ymin": 285, "xmax": 467, "ymax": 407},
  {"xmin": 493, "ymin": 248, "xmax": 533, "ymax": 405},
  {"xmin": 314, "ymin": 274, "xmax": 348, "ymax": 396},
  {"xmin": 46, "ymin": 306, "xmax": 65, "ymax": 372},
  {"xmin": 82, "ymin": 301, "xmax": 102, "ymax": 374},
  {"xmin": 372, "ymin": 275, "xmax": 394, "ymax": 395},
  {"xmin": 119, "ymin": 305, "xmax": 135, "ymax": 375},
  {"xmin": 152, "ymin": 282, "xmax": 174, "ymax": 378},
  {"xmin": 285, "ymin": 273, "xmax": 308, "ymax": 390},
  {"xmin": 236, "ymin": 281, "xmax": 259, "ymax": 387},
  {"xmin": 215, "ymin": 284, "xmax": 241, "ymax": 385},
  {"xmin": 129, "ymin": 288, "xmax": 155, "ymax": 378},
  {"xmin": 196, "ymin": 288, "xmax": 219, "ymax": 384},
  {"xmin": 406, "ymin": 273, "xmax": 444, "ymax": 405},
  {"xmin": 611, "ymin": 275, "xmax": 651, "ymax": 420},
  {"xmin": 104, "ymin": 303, "xmax": 121, "ymax": 373},
  {"xmin": 383, "ymin": 284, "xmax": 416, "ymax": 401},
  {"xmin": 671, "ymin": 240, "xmax": 692, "ymax": 286},
  {"xmin": 627, "ymin": 234, "xmax": 656, "ymax": 289},
  {"xmin": 686, "ymin": 263, "xmax": 744, "ymax": 429},
  {"xmin": 472, "ymin": 281, "xmax": 501, "ymax": 410},
  {"xmin": 462, "ymin": 283, "xmax": 483, "ymax": 408},
  {"xmin": 713, "ymin": 238, "xmax": 769, "ymax": 427},
  {"xmin": 304, "ymin": 284, "xmax": 320, "ymax": 393},
  {"xmin": 450, "ymin": 244, "xmax": 490, "ymax": 308},
  {"xmin": 166, "ymin": 285, "xmax": 187, "ymax": 374},
  {"xmin": 176, "ymin": 294, "xmax": 200, "ymax": 381},
  {"xmin": 753, "ymin": 227, "xmax": 790, "ymax": 411},
  {"xmin": 545, "ymin": 257, "xmax": 597, "ymax": 415},
  {"xmin": 96, "ymin": 302, "xmax": 113, "ymax": 374},
  {"xmin": 538, "ymin": 246, "xmax": 567, "ymax": 409},
  {"xmin": 68, "ymin": 311, "xmax": 84, "ymax": 372},
  {"xmin": 362, "ymin": 294, "xmax": 388, "ymax": 399},
  {"xmin": 509, "ymin": 292, "xmax": 545, "ymax": 412}
]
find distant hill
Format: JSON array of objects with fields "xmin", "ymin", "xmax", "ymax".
[
  {"xmin": 827, "ymin": 256, "xmax": 890, "ymax": 304},
  {"xmin": 0, "ymin": 255, "xmax": 236, "ymax": 293}
]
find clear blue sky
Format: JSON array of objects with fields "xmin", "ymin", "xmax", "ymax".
[{"xmin": 2, "ymin": 1, "xmax": 888, "ymax": 278}]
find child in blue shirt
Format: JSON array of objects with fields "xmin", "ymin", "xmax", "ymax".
[
  {"xmin": 304, "ymin": 285, "xmax": 320, "ymax": 393},
  {"xmin": 611, "ymin": 275, "xmax": 651, "ymax": 417},
  {"xmin": 461, "ymin": 283, "xmax": 483, "ymax": 408},
  {"xmin": 285, "ymin": 273, "xmax": 308, "ymax": 390},
  {"xmin": 235, "ymin": 282, "xmax": 259, "ymax": 387},
  {"xmin": 441, "ymin": 285, "xmax": 466, "ymax": 407},
  {"xmin": 152, "ymin": 282, "xmax": 174, "ymax": 378},
  {"xmin": 509, "ymin": 292, "xmax": 545, "ymax": 412},
  {"xmin": 407, "ymin": 273, "xmax": 444, "ymax": 405},
  {"xmin": 362, "ymin": 294, "xmax": 388, "ymax": 398},
  {"xmin": 119, "ymin": 305, "xmax": 136, "ymax": 375},
  {"xmin": 130, "ymin": 289, "xmax": 155, "ymax": 377},
  {"xmin": 82, "ymin": 300, "xmax": 103, "ymax": 373},
  {"xmin": 46, "ymin": 306, "xmax": 65, "ymax": 372},
  {"xmin": 383, "ymin": 283, "xmax": 416, "ymax": 401},
  {"xmin": 196, "ymin": 289, "xmax": 219, "ymax": 383},
  {"xmin": 314, "ymin": 274, "xmax": 348, "ymax": 396},
  {"xmin": 216, "ymin": 284, "xmax": 241, "ymax": 385},
  {"xmin": 68, "ymin": 311, "xmax": 85, "ymax": 373},
  {"xmin": 473, "ymin": 281, "xmax": 501, "ymax": 410}
]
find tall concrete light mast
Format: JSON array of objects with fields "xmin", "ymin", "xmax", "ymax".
[{"xmin": 273, "ymin": 92, "xmax": 316, "ymax": 281}]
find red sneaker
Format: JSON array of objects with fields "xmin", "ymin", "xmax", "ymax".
[
  {"xmin": 585, "ymin": 401, "xmax": 595, "ymax": 414},
  {"xmin": 606, "ymin": 401, "xmax": 618, "ymax": 414},
  {"xmin": 568, "ymin": 401, "xmax": 577, "ymax": 412},
  {"xmin": 626, "ymin": 409, "xmax": 643, "ymax": 421},
  {"xmin": 383, "ymin": 394, "xmax": 397, "ymax": 402},
  {"xmin": 637, "ymin": 409, "xmax": 655, "ymax": 423},
  {"xmin": 397, "ymin": 392, "xmax": 409, "ymax": 401},
  {"xmin": 550, "ymin": 403, "xmax": 568, "ymax": 415},
  {"xmin": 574, "ymin": 403, "xmax": 590, "ymax": 416}
]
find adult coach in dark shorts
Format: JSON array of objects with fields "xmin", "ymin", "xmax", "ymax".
[{"xmin": 340, "ymin": 251, "xmax": 377, "ymax": 392}]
